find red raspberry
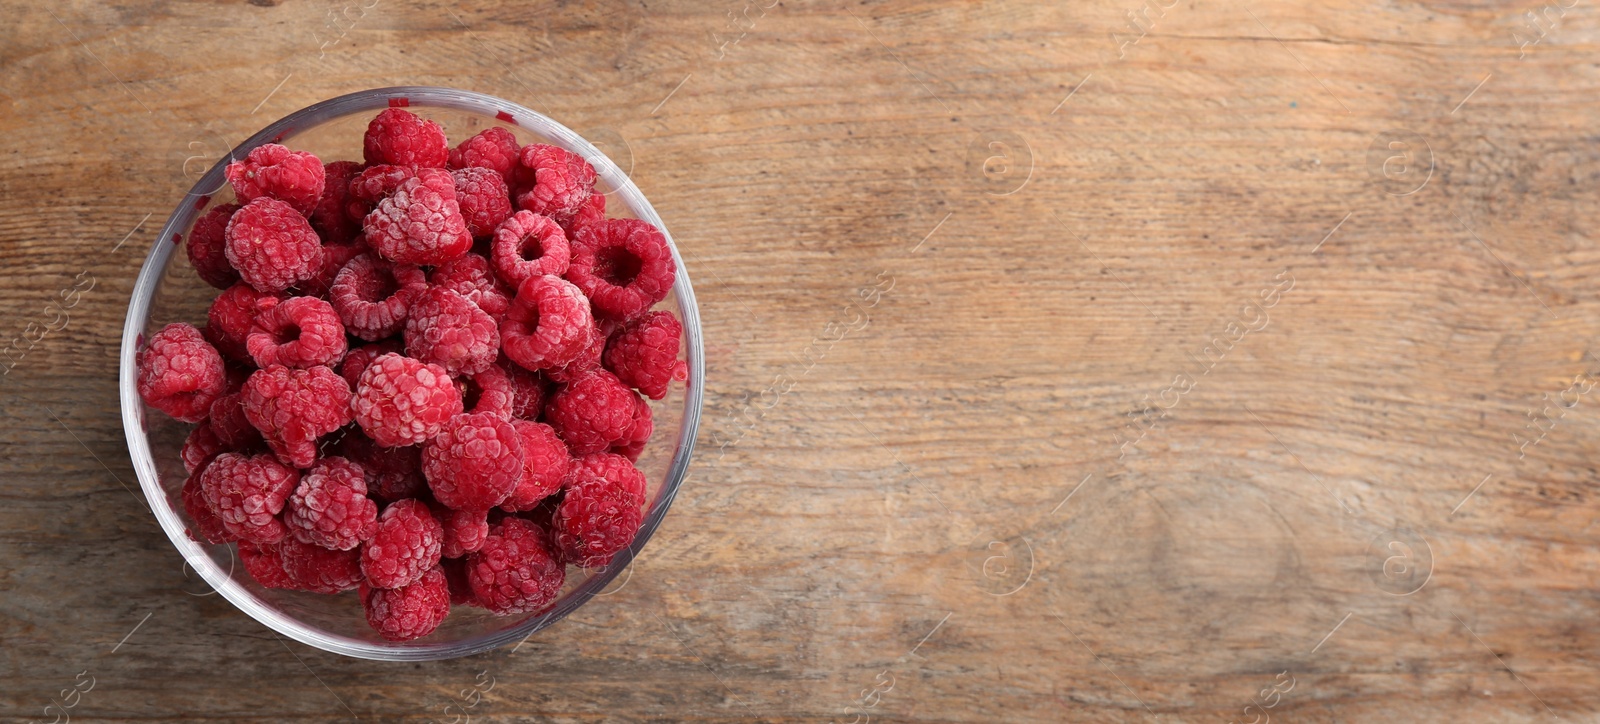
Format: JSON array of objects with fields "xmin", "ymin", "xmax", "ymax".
[
  {"xmin": 286, "ymin": 456, "xmax": 378, "ymax": 551},
  {"xmin": 499, "ymin": 274, "xmax": 594, "ymax": 372},
  {"xmin": 502, "ymin": 358, "xmax": 547, "ymax": 420},
  {"xmin": 226, "ymin": 197, "xmax": 324, "ymax": 294},
  {"xmin": 432, "ymin": 503, "xmax": 490, "ymax": 558},
  {"xmin": 567, "ymin": 219, "xmax": 675, "ymax": 321},
  {"xmin": 441, "ymin": 556, "xmax": 476, "ymax": 606},
  {"xmin": 182, "ymin": 422, "xmax": 225, "ymax": 475},
  {"xmin": 280, "ymin": 537, "xmax": 364, "ymax": 594},
  {"xmin": 206, "ymin": 282, "xmax": 280, "ymax": 361},
  {"xmin": 242, "ymin": 365, "xmax": 354, "ymax": 468},
  {"xmin": 404, "ymin": 287, "xmax": 500, "ymax": 377},
  {"xmin": 491, "ymin": 211, "xmax": 570, "ymax": 288},
  {"xmin": 199, "ymin": 452, "xmax": 299, "ymax": 545},
  {"xmin": 225, "ymin": 143, "xmax": 327, "ymax": 216},
  {"xmin": 448, "ymin": 126, "xmax": 520, "ymax": 185},
  {"xmin": 553, "ymin": 465, "xmax": 645, "ymax": 568},
  {"xmin": 361, "ymin": 566, "xmax": 450, "ymax": 641},
  {"xmin": 363, "ymin": 108, "xmax": 449, "ymax": 168},
  {"xmin": 543, "ymin": 369, "xmax": 639, "ymax": 455},
  {"xmin": 452, "ymin": 167, "xmax": 513, "ymax": 237},
  {"xmin": 460, "ymin": 363, "xmax": 513, "ymax": 418},
  {"xmin": 545, "ymin": 316, "xmax": 612, "ymax": 384},
  {"xmin": 296, "ymin": 241, "xmax": 363, "ymax": 299},
  {"xmin": 560, "ymin": 191, "xmax": 605, "ymax": 238},
  {"xmin": 208, "ymin": 391, "xmax": 263, "ymax": 450},
  {"xmin": 364, "ymin": 169, "xmax": 472, "ymax": 265},
  {"xmin": 312, "ymin": 160, "xmax": 365, "ymax": 245},
  {"xmin": 604, "ymin": 310, "xmax": 686, "ymax": 400},
  {"xmin": 336, "ymin": 430, "xmax": 426, "ymax": 501},
  {"xmin": 501, "ymin": 420, "xmax": 570, "ymax": 511},
  {"xmin": 514, "ymin": 143, "xmax": 596, "ymax": 221},
  {"xmin": 613, "ymin": 394, "xmax": 653, "ymax": 462},
  {"xmin": 183, "ymin": 465, "xmax": 236, "ymax": 544},
  {"xmin": 423, "ymin": 412, "xmax": 523, "ymax": 511},
  {"xmin": 330, "ymin": 253, "xmax": 428, "ymax": 341},
  {"xmin": 246, "ymin": 296, "xmax": 348, "ymax": 369},
  {"xmin": 239, "ymin": 540, "xmax": 296, "ymax": 590},
  {"xmin": 339, "ymin": 340, "xmax": 403, "ymax": 389},
  {"xmin": 571, "ymin": 452, "xmax": 647, "ymax": 500},
  {"xmin": 351, "ymin": 353, "xmax": 463, "ymax": 447},
  {"xmin": 466, "ymin": 517, "xmax": 565, "ymax": 615},
  {"xmin": 345, "ymin": 164, "xmax": 414, "ymax": 223},
  {"xmin": 430, "ymin": 253, "xmax": 511, "ymax": 322},
  {"xmin": 361, "ymin": 498, "xmax": 442, "ymax": 589},
  {"xmin": 188, "ymin": 203, "xmax": 242, "ymax": 289},
  {"xmin": 138, "ymin": 323, "xmax": 227, "ymax": 423}
]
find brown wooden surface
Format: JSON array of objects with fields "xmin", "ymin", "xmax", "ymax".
[{"xmin": 4, "ymin": 0, "xmax": 1600, "ymax": 721}]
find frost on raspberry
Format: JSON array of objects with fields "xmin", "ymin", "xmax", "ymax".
[
  {"xmin": 286, "ymin": 456, "xmax": 378, "ymax": 551},
  {"xmin": 491, "ymin": 210, "xmax": 571, "ymax": 288},
  {"xmin": 543, "ymin": 369, "xmax": 639, "ymax": 455},
  {"xmin": 351, "ymin": 353, "xmax": 463, "ymax": 447},
  {"xmin": 501, "ymin": 358, "xmax": 547, "ymax": 420},
  {"xmin": 501, "ymin": 420, "xmax": 570, "ymax": 512},
  {"xmin": 188, "ymin": 203, "xmax": 242, "ymax": 289},
  {"xmin": 362, "ymin": 566, "xmax": 450, "ymax": 641},
  {"xmin": 363, "ymin": 108, "xmax": 450, "ymax": 168},
  {"xmin": 545, "ymin": 316, "xmax": 612, "ymax": 385},
  {"xmin": 612, "ymin": 394, "xmax": 653, "ymax": 462},
  {"xmin": 567, "ymin": 218, "xmax": 675, "ymax": 321},
  {"xmin": 560, "ymin": 191, "xmax": 605, "ymax": 238},
  {"xmin": 432, "ymin": 503, "xmax": 490, "ymax": 558},
  {"xmin": 225, "ymin": 197, "xmax": 324, "ymax": 294},
  {"xmin": 246, "ymin": 296, "xmax": 348, "ymax": 368},
  {"xmin": 208, "ymin": 391, "xmax": 263, "ymax": 450},
  {"xmin": 405, "ymin": 287, "xmax": 500, "ymax": 377},
  {"xmin": 361, "ymin": 498, "xmax": 442, "ymax": 589},
  {"xmin": 242, "ymin": 365, "xmax": 354, "ymax": 468},
  {"xmin": 199, "ymin": 452, "xmax": 299, "ymax": 545},
  {"xmin": 335, "ymin": 429, "xmax": 426, "ymax": 501},
  {"xmin": 182, "ymin": 423, "xmax": 225, "ymax": 475},
  {"xmin": 500, "ymin": 274, "xmax": 594, "ymax": 372},
  {"xmin": 423, "ymin": 412, "xmax": 523, "ymax": 511},
  {"xmin": 452, "ymin": 166, "xmax": 513, "ymax": 238},
  {"xmin": 312, "ymin": 160, "xmax": 365, "ymax": 245},
  {"xmin": 206, "ymin": 282, "xmax": 281, "ymax": 361},
  {"xmin": 330, "ymin": 253, "xmax": 428, "ymax": 341},
  {"xmin": 138, "ymin": 322, "xmax": 227, "ymax": 423},
  {"xmin": 183, "ymin": 465, "xmax": 236, "ymax": 545},
  {"xmin": 240, "ymin": 540, "xmax": 296, "ymax": 590},
  {"xmin": 346, "ymin": 164, "xmax": 416, "ymax": 221},
  {"xmin": 296, "ymin": 241, "xmax": 363, "ymax": 300},
  {"xmin": 459, "ymin": 363, "xmax": 513, "ymax": 418},
  {"xmin": 448, "ymin": 126, "xmax": 520, "ymax": 185},
  {"xmin": 339, "ymin": 340, "xmax": 404, "ymax": 389},
  {"xmin": 553, "ymin": 464, "xmax": 645, "ymax": 568},
  {"xmin": 363, "ymin": 169, "xmax": 472, "ymax": 265},
  {"xmin": 225, "ymin": 143, "xmax": 327, "ymax": 216},
  {"xmin": 280, "ymin": 537, "xmax": 365, "ymax": 594},
  {"xmin": 466, "ymin": 517, "xmax": 565, "ymax": 615},
  {"xmin": 430, "ymin": 252, "xmax": 511, "ymax": 322},
  {"xmin": 604, "ymin": 310, "xmax": 686, "ymax": 400},
  {"xmin": 514, "ymin": 143, "xmax": 596, "ymax": 222}
]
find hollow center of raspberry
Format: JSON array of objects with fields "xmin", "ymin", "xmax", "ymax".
[
  {"xmin": 280, "ymin": 324, "xmax": 302, "ymax": 343},
  {"xmin": 594, "ymin": 247, "xmax": 642, "ymax": 287},
  {"xmin": 519, "ymin": 234, "xmax": 545, "ymax": 262},
  {"xmin": 359, "ymin": 268, "xmax": 400, "ymax": 302},
  {"xmin": 461, "ymin": 378, "xmax": 483, "ymax": 410}
]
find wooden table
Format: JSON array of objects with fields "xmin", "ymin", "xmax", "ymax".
[{"xmin": 4, "ymin": 0, "xmax": 1600, "ymax": 720}]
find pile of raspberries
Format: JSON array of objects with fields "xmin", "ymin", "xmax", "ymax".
[{"xmin": 136, "ymin": 108, "xmax": 687, "ymax": 641}]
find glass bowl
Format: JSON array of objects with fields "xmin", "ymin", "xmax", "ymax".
[{"xmin": 118, "ymin": 87, "xmax": 704, "ymax": 660}]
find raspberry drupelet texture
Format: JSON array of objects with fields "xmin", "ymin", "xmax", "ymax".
[
  {"xmin": 312, "ymin": 160, "xmax": 365, "ymax": 245},
  {"xmin": 514, "ymin": 143, "xmax": 596, "ymax": 222},
  {"xmin": 613, "ymin": 394, "xmax": 653, "ymax": 462},
  {"xmin": 225, "ymin": 143, "xmax": 327, "ymax": 216},
  {"xmin": 405, "ymin": 287, "xmax": 500, "ymax": 377},
  {"xmin": 567, "ymin": 218, "xmax": 675, "ymax": 321},
  {"xmin": 286, "ymin": 456, "xmax": 378, "ymax": 551},
  {"xmin": 553, "ymin": 464, "xmax": 645, "ymax": 568},
  {"xmin": 225, "ymin": 197, "xmax": 325, "ymax": 294},
  {"xmin": 297, "ymin": 241, "xmax": 363, "ymax": 299},
  {"xmin": 361, "ymin": 498, "xmax": 442, "ymax": 589},
  {"xmin": 346, "ymin": 164, "xmax": 416, "ymax": 220},
  {"xmin": 199, "ymin": 452, "xmax": 299, "ymax": 545},
  {"xmin": 246, "ymin": 295, "xmax": 348, "ymax": 369},
  {"xmin": 543, "ymin": 369, "xmax": 640, "ymax": 455},
  {"xmin": 499, "ymin": 274, "xmax": 594, "ymax": 372},
  {"xmin": 560, "ymin": 191, "xmax": 605, "ymax": 238},
  {"xmin": 206, "ymin": 283, "xmax": 280, "ymax": 361},
  {"xmin": 339, "ymin": 340, "xmax": 404, "ymax": 389},
  {"xmin": 242, "ymin": 364, "xmax": 354, "ymax": 468},
  {"xmin": 466, "ymin": 517, "xmax": 565, "ymax": 615},
  {"xmin": 138, "ymin": 322, "xmax": 227, "ymax": 423},
  {"xmin": 571, "ymin": 452, "xmax": 648, "ymax": 500},
  {"xmin": 330, "ymin": 253, "xmax": 428, "ymax": 341},
  {"xmin": 363, "ymin": 108, "xmax": 450, "ymax": 168},
  {"xmin": 336, "ymin": 430, "xmax": 426, "ymax": 502},
  {"xmin": 460, "ymin": 363, "xmax": 514, "ymax": 418},
  {"xmin": 239, "ymin": 540, "xmax": 296, "ymax": 590},
  {"xmin": 545, "ymin": 316, "xmax": 612, "ymax": 385},
  {"xmin": 208, "ymin": 391, "xmax": 263, "ymax": 450},
  {"xmin": 604, "ymin": 310, "xmax": 686, "ymax": 400},
  {"xmin": 362, "ymin": 566, "xmax": 450, "ymax": 641},
  {"xmin": 491, "ymin": 211, "xmax": 571, "ymax": 287},
  {"xmin": 188, "ymin": 203, "xmax": 242, "ymax": 289},
  {"xmin": 501, "ymin": 358, "xmax": 547, "ymax": 420},
  {"xmin": 432, "ymin": 503, "xmax": 490, "ymax": 558},
  {"xmin": 183, "ymin": 467, "xmax": 236, "ymax": 545},
  {"xmin": 429, "ymin": 253, "xmax": 511, "ymax": 321},
  {"xmin": 451, "ymin": 167, "xmax": 514, "ymax": 238},
  {"xmin": 352, "ymin": 353, "xmax": 464, "ymax": 447},
  {"xmin": 182, "ymin": 423, "xmax": 225, "ymax": 475},
  {"xmin": 364, "ymin": 168, "xmax": 472, "ymax": 265},
  {"xmin": 279, "ymin": 537, "xmax": 365, "ymax": 593},
  {"xmin": 448, "ymin": 126, "xmax": 520, "ymax": 185},
  {"xmin": 423, "ymin": 412, "xmax": 523, "ymax": 511},
  {"xmin": 501, "ymin": 420, "xmax": 570, "ymax": 511}
]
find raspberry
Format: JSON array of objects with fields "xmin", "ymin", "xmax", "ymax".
[
  {"xmin": 246, "ymin": 296, "xmax": 348, "ymax": 369},
  {"xmin": 560, "ymin": 191, "xmax": 605, "ymax": 238},
  {"xmin": 183, "ymin": 465, "xmax": 236, "ymax": 544},
  {"xmin": 330, "ymin": 253, "xmax": 428, "ymax": 341},
  {"xmin": 545, "ymin": 317, "xmax": 612, "ymax": 384},
  {"xmin": 553, "ymin": 465, "xmax": 645, "ymax": 568},
  {"xmin": 363, "ymin": 108, "xmax": 449, "ymax": 168},
  {"xmin": 286, "ymin": 456, "xmax": 378, "ymax": 551},
  {"xmin": 297, "ymin": 241, "xmax": 363, "ymax": 299},
  {"xmin": 571, "ymin": 452, "xmax": 648, "ymax": 500},
  {"xmin": 182, "ymin": 422, "xmax": 225, "ymax": 475},
  {"xmin": 604, "ymin": 310, "xmax": 686, "ymax": 400},
  {"xmin": 499, "ymin": 274, "xmax": 594, "ymax": 372},
  {"xmin": 351, "ymin": 353, "xmax": 463, "ymax": 447},
  {"xmin": 514, "ymin": 143, "xmax": 596, "ymax": 221},
  {"xmin": 280, "ymin": 537, "xmax": 364, "ymax": 593},
  {"xmin": 440, "ymin": 556, "xmax": 476, "ymax": 606},
  {"xmin": 239, "ymin": 540, "xmax": 296, "ymax": 590},
  {"xmin": 430, "ymin": 253, "xmax": 511, "ymax": 321},
  {"xmin": 613, "ymin": 395, "xmax": 653, "ymax": 462},
  {"xmin": 502, "ymin": 358, "xmax": 547, "ymax": 420},
  {"xmin": 347, "ymin": 164, "xmax": 416, "ymax": 219},
  {"xmin": 242, "ymin": 365, "xmax": 354, "ymax": 468},
  {"xmin": 138, "ymin": 323, "xmax": 227, "ymax": 423},
  {"xmin": 336, "ymin": 430, "xmax": 426, "ymax": 501},
  {"xmin": 544, "ymin": 369, "xmax": 639, "ymax": 455},
  {"xmin": 501, "ymin": 420, "xmax": 570, "ymax": 511},
  {"xmin": 188, "ymin": 203, "xmax": 242, "ymax": 289},
  {"xmin": 199, "ymin": 452, "xmax": 299, "ymax": 545},
  {"xmin": 364, "ymin": 169, "xmax": 472, "ymax": 265},
  {"xmin": 208, "ymin": 391, "xmax": 263, "ymax": 450},
  {"xmin": 404, "ymin": 287, "xmax": 500, "ymax": 377},
  {"xmin": 339, "ymin": 340, "xmax": 403, "ymax": 389},
  {"xmin": 466, "ymin": 517, "xmax": 565, "ymax": 615},
  {"xmin": 491, "ymin": 211, "xmax": 571, "ymax": 287},
  {"xmin": 451, "ymin": 167, "xmax": 513, "ymax": 237},
  {"xmin": 312, "ymin": 160, "xmax": 365, "ymax": 245},
  {"xmin": 567, "ymin": 219, "xmax": 675, "ymax": 321},
  {"xmin": 448, "ymin": 126, "xmax": 520, "ymax": 185},
  {"xmin": 460, "ymin": 364, "xmax": 513, "ymax": 418},
  {"xmin": 432, "ymin": 503, "xmax": 489, "ymax": 558},
  {"xmin": 226, "ymin": 197, "xmax": 324, "ymax": 294},
  {"xmin": 225, "ymin": 143, "xmax": 327, "ymax": 216},
  {"xmin": 362, "ymin": 566, "xmax": 450, "ymax": 641},
  {"xmin": 361, "ymin": 498, "xmax": 442, "ymax": 589},
  {"xmin": 423, "ymin": 412, "xmax": 523, "ymax": 511},
  {"xmin": 206, "ymin": 283, "xmax": 280, "ymax": 361}
]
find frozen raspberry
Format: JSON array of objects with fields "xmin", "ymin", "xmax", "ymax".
[
  {"xmin": 183, "ymin": 465, "xmax": 236, "ymax": 545},
  {"xmin": 560, "ymin": 190, "xmax": 606, "ymax": 237},
  {"xmin": 501, "ymin": 420, "xmax": 570, "ymax": 511},
  {"xmin": 613, "ymin": 395, "xmax": 653, "ymax": 462},
  {"xmin": 280, "ymin": 537, "xmax": 364, "ymax": 593},
  {"xmin": 430, "ymin": 252, "xmax": 512, "ymax": 321},
  {"xmin": 312, "ymin": 160, "xmax": 364, "ymax": 245},
  {"xmin": 200, "ymin": 452, "xmax": 299, "ymax": 545},
  {"xmin": 182, "ymin": 422, "xmax": 225, "ymax": 474},
  {"xmin": 347, "ymin": 164, "xmax": 416, "ymax": 220},
  {"xmin": 448, "ymin": 126, "xmax": 520, "ymax": 185},
  {"xmin": 544, "ymin": 369, "xmax": 639, "ymax": 455},
  {"xmin": 242, "ymin": 365, "xmax": 354, "ymax": 468},
  {"xmin": 246, "ymin": 296, "xmax": 348, "ymax": 369},
  {"xmin": 286, "ymin": 457, "xmax": 378, "ymax": 551},
  {"xmin": 502, "ymin": 359, "xmax": 547, "ymax": 420},
  {"xmin": 297, "ymin": 241, "xmax": 363, "ymax": 299},
  {"xmin": 500, "ymin": 274, "xmax": 594, "ymax": 372},
  {"xmin": 460, "ymin": 364, "xmax": 513, "ymax": 418},
  {"xmin": 330, "ymin": 253, "xmax": 428, "ymax": 341},
  {"xmin": 206, "ymin": 283, "xmax": 280, "ymax": 361},
  {"xmin": 571, "ymin": 452, "xmax": 647, "ymax": 500},
  {"xmin": 363, "ymin": 108, "xmax": 449, "ymax": 168},
  {"xmin": 226, "ymin": 197, "xmax": 324, "ymax": 294},
  {"xmin": 514, "ymin": 143, "xmax": 596, "ymax": 221},
  {"xmin": 604, "ymin": 310, "xmax": 686, "ymax": 400},
  {"xmin": 361, "ymin": 498, "xmax": 442, "ymax": 589},
  {"xmin": 546, "ymin": 317, "xmax": 612, "ymax": 384},
  {"xmin": 432, "ymin": 503, "xmax": 490, "ymax": 558},
  {"xmin": 188, "ymin": 203, "xmax": 242, "ymax": 289},
  {"xmin": 225, "ymin": 143, "xmax": 326, "ymax": 216},
  {"xmin": 553, "ymin": 466, "xmax": 645, "ymax": 568},
  {"xmin": 404, "ymin": 287, "xmax": 499, "ymax": 377},
  {"xmin": 138, "ymin": 323, "xmax": 227, "ymax": 423},
  {"xmin": 351, "ymin": 353, "xmax": 463, "ymax": 447},
  {"xmin": 336, "ymin": 431, "xmax": 426, "ymax": 501},
  {"xmin": 452, "ymin": 166, "xmax": 513, "ymax": 237},
  {"xmin": 491, "ymin": 210, "xmax": 570, "ymax": 287},
  {"xmin": 362, "ymin": 566, "xmax": 450, "ymax": 641},
  {"xmin": 423, "ymin": 412, "xmax": 523, "ymax": 511},
  {"xmin": 364, "ymin": 169, "xmax": 472, "ymax": 265},
  {"xmin": 467, "ymin": 517, "xmax": 565, "ymax": 615},
  {"xmin": 339, "ymin": 340, "xmax": 404, "ymax": 389},
  {"xmin": 567, "ymin": 219, "xmax": 675, "ymax": 321},
  {"xmin": 208, "ymin": 391, "xmax": 263, "ymax": 450},
  {"xmin": 239, "ymin": 540, "xmax": 296, "ymax": 590},
  {"xmin": 441, "ymin": 557, "xmax": 476, "ymax": 606}
]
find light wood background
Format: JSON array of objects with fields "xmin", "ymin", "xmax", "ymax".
[{"xmin": 4, "ymin": 0, "xmax": 1600, "ymax": 721}]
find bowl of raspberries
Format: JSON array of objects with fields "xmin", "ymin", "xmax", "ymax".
[{"xmin": 119, "ymin": 87, "xmax": 702, "ymax": 659}]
